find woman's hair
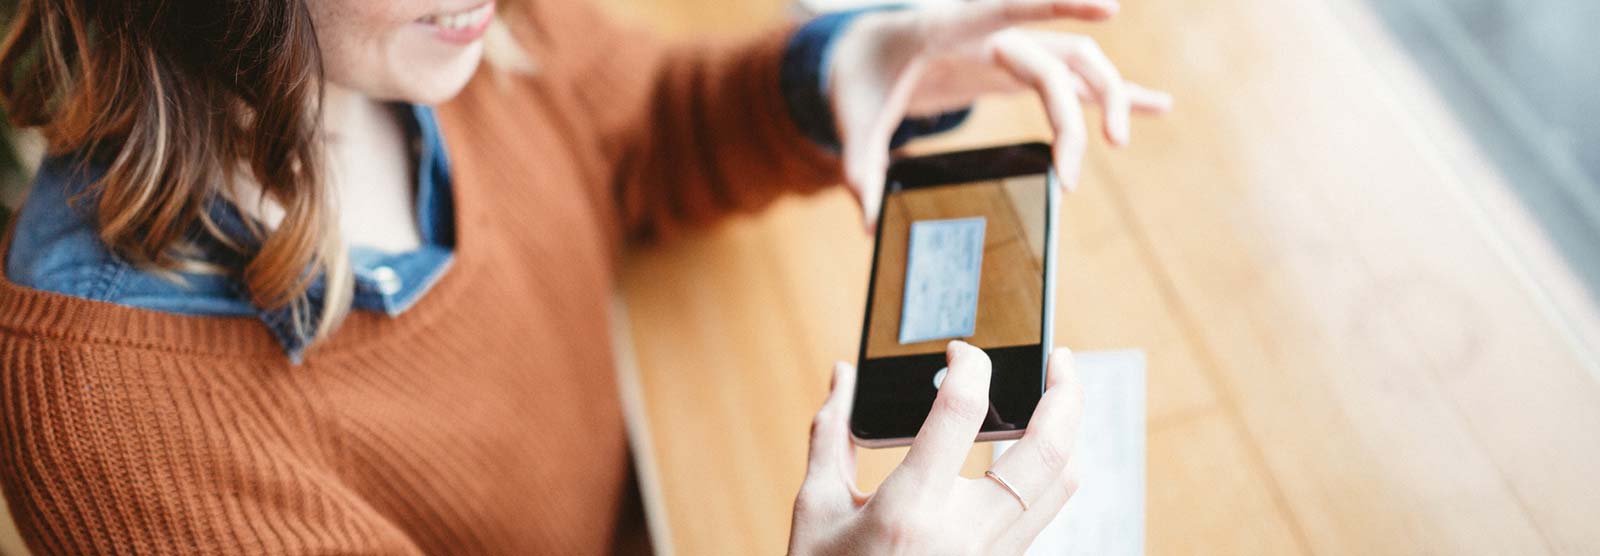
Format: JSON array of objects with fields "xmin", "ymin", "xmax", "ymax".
[{"xmin": 0, "ymin": 0, "xmax": 352, "ymax": 341}]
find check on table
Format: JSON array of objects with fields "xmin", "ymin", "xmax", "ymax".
[{"xmin": 994, "ymin": 350, "xmax": 1147, "ymax": 556}]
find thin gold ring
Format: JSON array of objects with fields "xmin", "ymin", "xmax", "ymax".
[{"xmin": 984, "ymin": 470, "xmax": 1029, "ymax": 511}]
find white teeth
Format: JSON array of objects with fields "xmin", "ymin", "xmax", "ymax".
[{"xmin": 425, "ymin": 4, "xmax": 491, "ymax": 31}]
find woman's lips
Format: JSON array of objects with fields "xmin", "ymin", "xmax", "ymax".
[{"xmin": 416, "ymin": 1, "xmax": 496, "ymax": 45}]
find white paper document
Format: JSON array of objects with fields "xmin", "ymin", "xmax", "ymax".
[
  {"xmin": 899, "ymin": 217, "xmax": 986, "ymax": 344},
  {"xmin": 793, "ymin": 0, "xmax": 944, "ymax": 16},
  {"xmin": 993, "ymin": 350, "xmax": 1147, "ymax": 556}
]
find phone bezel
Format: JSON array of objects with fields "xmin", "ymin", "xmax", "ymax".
[{"xmin": 851, "ymin": 142, "xmax": 1060, "ymax": 448}]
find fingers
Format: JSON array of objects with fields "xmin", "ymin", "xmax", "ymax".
[
  {"xmin": 801, "ymin": 362, "xmax": 860, "ymax": 507},
  {"xmin": 984, "ymin": 348, "xmax": 1084, "ymax": 517},
  {"xmin": 899, "ymin": 341, "xmax": 994, "ymax": 482},
  {"xmin": 1041, "ymin": 33, "xmax": 1175, "ymax": 122},
  {"xmin": 990, "ymin": 457, "xmax": 1082, "ymax": 554},
  {"xmin": 932, "ymin": 0, "xmax": 1120, "ymax": 42},
  {"xmin": 1061, "ymin": 36, "xmax": 1130, "ymax": 145},
  {"xmin": 1044, "ymin": 346, "xmax": 1078, "ymax": 391},
  {"xmin": 1062, "ymin": 58, "xmax": 1171, "ymax": 115},
  {"xmin": 990, "ymin": 32, "xmax": 1089, "ymax": 190},
  {"xmin": 1034, "ymin": 33, "xmax": 1176, "ymax": 146},
  {"xmin": 1127, "ymin": 82, "xmax": 1175, "ymax": 115}
]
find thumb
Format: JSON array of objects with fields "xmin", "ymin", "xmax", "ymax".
[
  {"xmin": 802, "ymin": 362, "xmax": 859, "ymax": 499},
  {"xmin": 844, "ymin": 148, "xmax": 888, "ymax": 233},
  {"xmin": 839, "ymin": 85, "xmax": 916, "ymax": 233},
  {"xmin": 835, "ymin": 48, "xmax": 923, "ymax": 233}
]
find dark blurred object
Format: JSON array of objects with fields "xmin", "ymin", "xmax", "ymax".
[
  {"xmin": 1369, "ymin": 0, "xmax": 1600, "ymax": 299},
  {"xmin": 0, "ymin": 0, "xmax": 24, "ymax": 229},
  {"xmin": 0, "ymin": 104, "xmax": 22, "ymax": 230}
]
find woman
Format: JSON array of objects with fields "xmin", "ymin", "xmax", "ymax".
[{"xmin": 0, "ymin": 0, "xmax": 1169, "ymax": 553}]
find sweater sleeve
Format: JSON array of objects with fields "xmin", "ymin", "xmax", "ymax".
[
  {"xmin": 538, "ymin": 3, "xmax": 847, "ymax": 241},
  {"xmin": 0, "ymin": 343, "xmax": 420, "ymax": 555}
]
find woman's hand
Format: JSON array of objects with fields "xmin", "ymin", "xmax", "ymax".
[
  {"xmin": 826, "ymin": 0, "xmax": 1173, "ymax": 228},
  {"xmin": 788, "ymin": 342, "xmax": 1084, "ymax": 555}
]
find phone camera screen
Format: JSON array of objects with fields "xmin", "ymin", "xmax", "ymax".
[
  {"xmin": 855, "ymin": 166, "xmax": 1053, "ymax": 441},
  {"xmin": 867, "ymin": 174, "xmax": 1049, "ymax": 358}
]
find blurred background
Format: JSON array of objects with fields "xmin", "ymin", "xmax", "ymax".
[
  {"xmin": 2, "ymin": 0, "xmax": 1598, "ymax": 555},
  {"xmin": 0, "ymin": 1, "xmax": 39, "ymax": 230},
  {"xmin": 1368, "ymin": 0, "xmax": 1600, "ymax": 312}
]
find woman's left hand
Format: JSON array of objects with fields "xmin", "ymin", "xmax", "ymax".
[{"xmin": 826, "ymin": 0, "xmax": 1173, "ymax": 229}]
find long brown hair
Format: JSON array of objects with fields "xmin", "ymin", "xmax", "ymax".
[{"xmin": 0, "ymin": 0, "xmax": 352, "ymax": 341}]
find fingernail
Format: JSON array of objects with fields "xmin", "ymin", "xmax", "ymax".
[{"xmin": 947, "ymin": 340, "xmax": 970, "ymax": 355}]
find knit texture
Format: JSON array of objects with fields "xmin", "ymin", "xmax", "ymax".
[{"xmin": 0, "ymin": 1, "xmax": 841, "ymax": 553}]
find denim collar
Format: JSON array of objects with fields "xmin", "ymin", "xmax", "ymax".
[{"xmin": 206, "ymin": 104, "xmax": 458, "ymax": 362}]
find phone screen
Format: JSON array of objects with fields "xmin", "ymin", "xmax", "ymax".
[{"xmin": 853, "ymin": 144, "xmax": 1056, "ymax": 444}]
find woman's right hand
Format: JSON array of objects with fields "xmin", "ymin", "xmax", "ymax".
[{"xmin": 788, "ymin": 341, "xmax": 1084, "ymax": 555}]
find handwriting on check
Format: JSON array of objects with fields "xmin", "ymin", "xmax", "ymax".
[{"xmin": 899, "ymin": 217, "xmax": 986, "ymax": 344}]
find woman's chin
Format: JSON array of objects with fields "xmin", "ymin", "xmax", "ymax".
[{"xmin": 389, "ymin": 42, "xmax": 485, "ymax": 105}]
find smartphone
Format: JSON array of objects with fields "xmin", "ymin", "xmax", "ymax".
[{"xmin": 851, "ymin": 143, "xmax": 1060, "ymax": 448}]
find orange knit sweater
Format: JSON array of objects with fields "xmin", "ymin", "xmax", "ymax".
[{"xmin": 0, "ymin": 2, "xmax": 839, "ymax": 553}]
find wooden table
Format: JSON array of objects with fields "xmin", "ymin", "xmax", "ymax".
[{"xmin": 607, "ymin": 0, "xmax": 1600, "ymax": 554}]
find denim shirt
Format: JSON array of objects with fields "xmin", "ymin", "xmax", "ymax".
[
  {"xmin": 8, "ymin": 105, "xmax": 457, "ymax": 363},
  {"xmin": 4, "ymin": 9, "xmax": 968, "ymax": 361}
]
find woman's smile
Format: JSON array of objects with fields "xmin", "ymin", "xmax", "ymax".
[{"xmin": 415, "ymin": 1, "xmax": 496, "ymax": 45}]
